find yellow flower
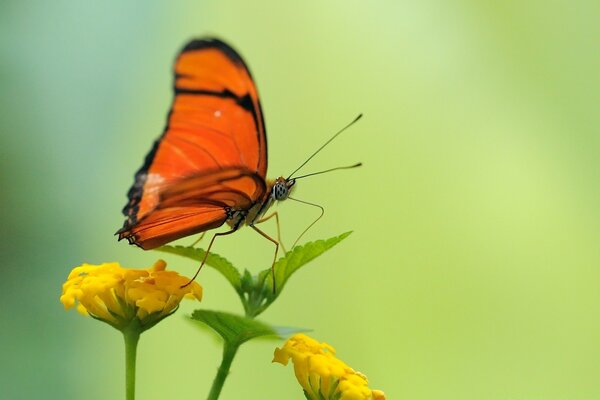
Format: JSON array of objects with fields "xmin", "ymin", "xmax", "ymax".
[
  {"xmin": 273, "ymin": 334, "xmax": 386, "ymax": 400},
  {"xmin": 60, "ymin": 260, "xmax": 202, "ymax": 331}
]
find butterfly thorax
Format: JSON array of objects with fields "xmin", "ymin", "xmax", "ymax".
[{"xmin": 225, "ymin": 176, "xmax": 296, "ymax": 229}]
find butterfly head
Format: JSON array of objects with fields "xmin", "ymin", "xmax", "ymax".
[{"xmin": 271, "ymin": 177, "xmax": 296, "ymax": 201}]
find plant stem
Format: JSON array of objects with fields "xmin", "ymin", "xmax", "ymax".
[
  {"xmin": 123, "ymin": 324, "xmax": 141, "ymax": 400},
  {"xmin": 207, "ymin": 342, "xmax": 239, "ymax": 400}
]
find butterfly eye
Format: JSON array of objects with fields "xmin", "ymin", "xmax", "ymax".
[{"xmin": 272, "ymin": 182, "xmax": 288, "ymax": 200}]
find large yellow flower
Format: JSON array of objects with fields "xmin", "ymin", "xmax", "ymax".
[
  {"xmin": 273, "ymin": 334, "xmax": 386, "ymax": 400},
  {"xmin": 60, "ymin": 260, "xmax": 202, "ymax": 331}
]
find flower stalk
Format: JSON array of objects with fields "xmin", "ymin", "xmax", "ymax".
[
  {"xmin": 207, "ymin": 342, "xmax": 240, "ymax": 400},
  {"xmin": 123, "ymin": 322, "xmax": 141, "ymax": 400}
]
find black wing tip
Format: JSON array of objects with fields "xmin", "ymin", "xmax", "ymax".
[
  {"xmin": 182, "ymin": 37, "xmax": 227, "ymax": 51},
  {"xmin": 115, "ymin": 229, "xmax": 145, "ymax": 249},
  {"xmin": 180, "ymin": 37, "xmax": 243, "ymax": 64}
]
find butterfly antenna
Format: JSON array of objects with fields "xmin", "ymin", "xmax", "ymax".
[
  {"xmin": 287, "ymin": 196, "xmax": 325, "ymax": 249},
  {"xmin": 291, "ymin": 162, "xmax": 362, "ymax": 180},
  {"xmin": 287, "ymin": 114, "xmax": 363, "ymax": 180}
]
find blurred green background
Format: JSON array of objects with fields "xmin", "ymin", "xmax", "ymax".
[{"xmin": 2, "ymin": 1, "xmax": 600, "ymax": 399}]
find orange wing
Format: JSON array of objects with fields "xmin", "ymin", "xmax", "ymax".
[
  {"xmin": 119, "ymin": 167, "xmax": 266, "ymax": 249},
  {"xmin": 117, "ymin": 38, "xmax": 268, "ymax": 249}
]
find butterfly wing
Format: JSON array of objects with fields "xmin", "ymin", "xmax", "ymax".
[
  {"xmin": 117, "ymin": 38, "xmax": 268, "ymax": 249},
  {"xmin": 119, "ymin": 167, "xmax": 266, "ymax": 249}
]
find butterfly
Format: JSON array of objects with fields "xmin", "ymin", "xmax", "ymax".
[{"xmin": 116, "ymin": 38, "xmax": 360, "ymax": 282}]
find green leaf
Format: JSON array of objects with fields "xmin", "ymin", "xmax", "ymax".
[
  {"xmin": 158, "ymin": 232, "xmax": 352, "ymax": 318},
  {"xmin": 263, "ymin": 231, "xmax": 353, "ymax": 293},
  {"xmin": 155, "ymin": 245, "xmax": 241, "ymax": 290},
  {"xmin": 190, "ymin": 310, "xmax": 306, "ymax": 347}
]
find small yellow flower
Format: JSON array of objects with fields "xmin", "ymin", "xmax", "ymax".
[
  {"xmin": 273, "ymin": 334, "xmax": 386, "ymax": 400},
  {"xmin": 60, "ymin": 260, "xmax": 202, "ymax": 331}
]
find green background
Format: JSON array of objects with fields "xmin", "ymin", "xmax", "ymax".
[{"xmin": 2, "ymin": 1, "xmax": 599, "ymax": 399}]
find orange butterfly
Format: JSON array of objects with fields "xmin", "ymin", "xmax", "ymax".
[{"xmin": 116, "ymin": 38, "xmax": 360, "ymax": 281}]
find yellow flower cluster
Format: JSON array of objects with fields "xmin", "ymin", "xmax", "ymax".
[
  {"xmin": 60, "ymin": 260, "xmax": 202, "ymax": 331},
  {"xmin": 273, "ymin": 334, "xmax": 386, "ymax": 400}
]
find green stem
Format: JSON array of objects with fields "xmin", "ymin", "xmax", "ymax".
[
  {"xmin": 123, "ymin": 323, "xmax": 141, "ymax": 400},
  {"xmin": 207, "ymin": 342, "xmax": 239, "ymax": 400}
]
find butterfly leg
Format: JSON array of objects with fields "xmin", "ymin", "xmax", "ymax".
[
  {"xmin": 181, "ymin": 228, "xmax": 238, "ymax": 288},
  {"xmin": 253, "ymin": 211, "xmax": 287, "ymax": 254},
  {"xmin": 189, "ymin": 232, "xmax": 206, "ymax": 248},
  {"xmin": 250, "ymin": 224, "xmax": 279, "ymax": 293}
]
